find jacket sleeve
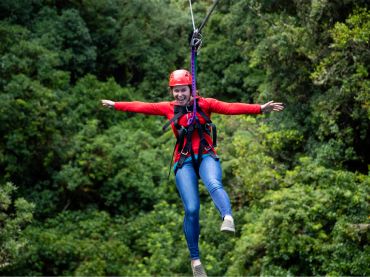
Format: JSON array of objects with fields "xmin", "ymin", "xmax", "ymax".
[
  {"xmin": 205, "ymin": 98, "xmax": 262, "ymax": 115},
  {"xmin": 114, "ymin": 101, "xmax": 169, "ymax": 116}
]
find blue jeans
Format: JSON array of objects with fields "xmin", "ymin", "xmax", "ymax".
[{"xmin": 175, "ymin": 155, "xmax": 232, "ymax": 260}]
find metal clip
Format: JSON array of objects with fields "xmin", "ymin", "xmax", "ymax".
[
  {"xmin": 205, "ymin": 145, "xmax": 213, "ymax": 151},
  {"xmin": 190, "ymin": 29, "xmax": 202, "ymax": 51}
]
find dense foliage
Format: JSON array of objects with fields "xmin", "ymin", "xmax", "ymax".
[{"xmin": 0, "ymin": 0, "xmax": 369, "ymax": 276}]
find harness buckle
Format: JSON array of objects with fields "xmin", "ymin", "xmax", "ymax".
[
  {"xmin": 178, "ymin": 126, "xmax": 187, "ymax": 134},
  {"xmin": 205, "ymin": 145, "xmax": 213, "ymax": 151},
  {"xmin": 180, "ymin": 149, "xmax": 189, "ymax": 155}
]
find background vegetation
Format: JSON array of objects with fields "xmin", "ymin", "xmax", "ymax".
[{"xmin": 0, "ymin": 0, "xmax": 369, "ymax": 276}]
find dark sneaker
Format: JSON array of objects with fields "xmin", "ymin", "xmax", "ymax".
[
  {"xmin": 220, "ymin": 218, "xmax": 235, "ymax": 233},
  {"xmin": 191, "ymin": 263, "xmax": 207, "ymax": 277}
]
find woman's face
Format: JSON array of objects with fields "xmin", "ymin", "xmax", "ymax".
[{"xmin": 172, "ymin": 85, "xmax": 191, "ymax": 106}]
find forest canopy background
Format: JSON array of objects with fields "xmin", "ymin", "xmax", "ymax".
[{"xmin": 0, "ymin": 0, "xmax": 369, "ymax": 276}]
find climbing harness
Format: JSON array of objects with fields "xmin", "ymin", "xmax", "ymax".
[{"xmin": 163, "ymin": 102, "xmax": 218, "ymax": 177}]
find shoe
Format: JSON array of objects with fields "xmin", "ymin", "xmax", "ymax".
[
  {"xmin": 220, "ymin": 217, "xmax": 235, "ymax": 233},
  {"xmin": 191, "ymin": 263, "xmax": 207, "ymax": 277}
]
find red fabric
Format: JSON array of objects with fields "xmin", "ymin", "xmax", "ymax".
[{"xmin": 114, "ymin": 97, "xmax": 261, "ymax": 162}]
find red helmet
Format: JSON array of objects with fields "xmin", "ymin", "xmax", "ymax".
[{"xmin": 169, "ymin": 69, "xmax": 192, "ymax": 87}]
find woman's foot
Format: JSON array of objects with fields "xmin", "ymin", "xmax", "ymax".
[
  {"xmin": 220, "ymin": 215, "xmax": 235, "ymax": 233},
  {"xmin": 191, "ymin": 262, "xmax": 207, "ymax": 277}
]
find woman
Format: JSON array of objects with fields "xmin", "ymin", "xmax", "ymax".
[{"xmin": 101, "ymin": 69, "xmax": 284, "ymax": 277}]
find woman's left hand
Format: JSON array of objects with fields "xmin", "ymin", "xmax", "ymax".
[
  {"xmin": 261, "ymin": 101, "xmax": 285, "ymax": 113},
  {"xmin": 101, "ymin": 99, "xmax": 115, "ymax": 108}
]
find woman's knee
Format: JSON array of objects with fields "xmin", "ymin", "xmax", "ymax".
[
  {"xmin": 207, "ymin": 179, "xmax": 223, "ymax": 193},
  {"xmin": 184, "ymin": 204, "xmax": 200, "ymax": 218}
]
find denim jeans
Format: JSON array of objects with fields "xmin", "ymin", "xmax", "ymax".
[{"xmin": 175, "ymin": 155, "xmax": 232, "ymax": 260}]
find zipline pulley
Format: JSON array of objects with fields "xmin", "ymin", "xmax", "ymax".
[{"xmin": 190, "ymin": 29, "xmax": 202, "ymax": 51}]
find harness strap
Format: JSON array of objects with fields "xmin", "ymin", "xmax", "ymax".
[
  {"xmin": 176, "ymin": 126, "xmax": 187, "ymax": 155},
  {"xmin": 195, "ymin": 118, "xmax": 205, "ymax": 170},
  {"xmin": 167, "ymin": 142, "xmax": 178, "ymax": 178},
  {"xmin": 162, "ymin": 111, "xmax": 183, "ymax": 131},
  {"xmin": 167, "ymin": 125, "xmax": 188, "ymax": 178},
  {"xmin": 196, "ymin": 107, "xmax": 217, "ymax": 147},
  {"xmin": 176, "ymin": 124, "xmax": 195, "ymax": 173},
  {"xmin": 195, "ymin": 118, "xmax": 219, "ymax": 169}
]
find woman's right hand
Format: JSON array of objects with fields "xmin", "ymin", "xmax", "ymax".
[
  {"xmin": 101, "ymin": 99, "xmax": 115, "ymax": 108},
  {"xmin": 261, "ymin": 101, "xmax": 285, "ymax": 113}
]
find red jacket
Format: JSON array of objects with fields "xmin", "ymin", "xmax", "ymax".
[{"xmin": 114, "ymin": 97, "xmax": 261, "ymax": 162}]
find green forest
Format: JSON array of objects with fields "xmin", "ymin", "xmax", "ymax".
[{"xmin": 1, "ymin": 0, "xmax": 369, "ymax": 276}]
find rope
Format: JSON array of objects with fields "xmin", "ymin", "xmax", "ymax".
[
  {"xmin": 188, "ymin": 0, "xmax": 196, "ymax": 31},
  {"xmin": 187, "ymin": 46, "xmax": 198, "ymax": 125},
  {"xmin": 187, "ymin": 0, "xmax": 197, "ymax": 126}
]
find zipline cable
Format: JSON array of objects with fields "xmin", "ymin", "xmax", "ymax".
[{"xmin": 198, "ymin": 0, "xmax": 220, "ymax": 33}]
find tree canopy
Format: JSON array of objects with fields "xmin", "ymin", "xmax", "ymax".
[{"xmin": 0, "ymin": 0, "xmax": 369, "ymax": 276}]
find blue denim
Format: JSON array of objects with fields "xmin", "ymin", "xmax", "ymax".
[{"xmin": 175, "ymin": 155, "xmax": 232, "ymax": 260}]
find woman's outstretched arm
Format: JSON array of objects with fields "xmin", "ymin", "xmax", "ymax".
[
  {"xmin": 101, "ymin": 99, "xmax": 169, "ymax": 116},
  {"xmin": 206, "ymin": 98, "xmax": 284, "ymax": 115}
]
